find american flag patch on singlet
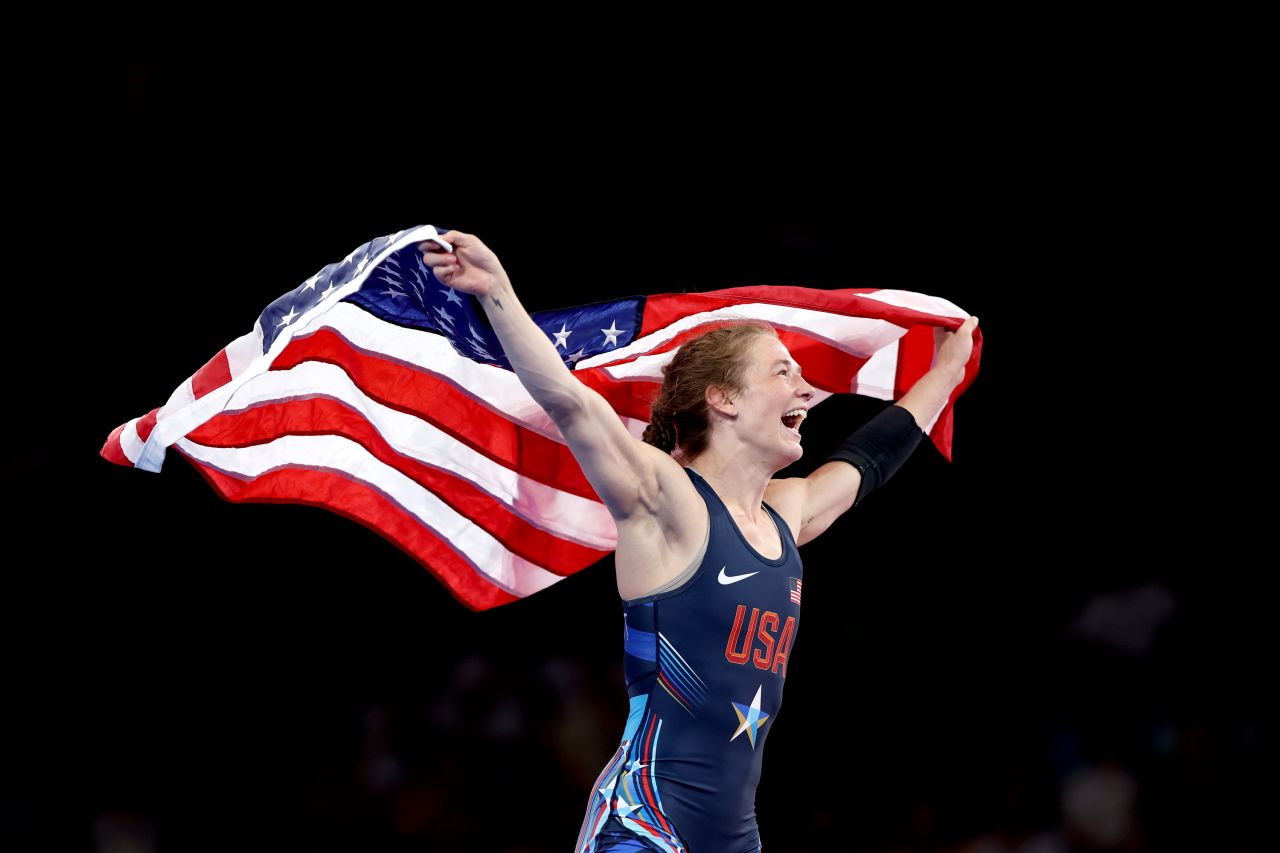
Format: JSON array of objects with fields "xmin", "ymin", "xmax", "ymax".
[{"xmin": 788, "ymin": 577, "xmax": 802, "ymax": 605}]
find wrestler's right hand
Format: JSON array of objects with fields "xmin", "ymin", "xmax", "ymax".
[{"xmin": 418, "ymin": 230, "xmax": 510, "ymax": 297}]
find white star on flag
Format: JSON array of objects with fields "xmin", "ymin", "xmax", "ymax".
[
  {"xmin": 601, "ymin": 320, "xmax": 624, "ymax": 346},
  {"xmin": 552, "ymin": 323, "xmax": 572, "ymax": 349}
]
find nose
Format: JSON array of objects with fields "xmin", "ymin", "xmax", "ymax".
[{"xmin": 797, "ymin": 377, "xmax": 814, "ymax": 400}]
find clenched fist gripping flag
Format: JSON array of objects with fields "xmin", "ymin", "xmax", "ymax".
[{"xmin": 102, "ymin": 225, "xmax": 982, "ymax": 610}]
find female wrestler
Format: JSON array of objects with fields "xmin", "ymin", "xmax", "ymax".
[{"xmin": 420, "ymin": 231, "xmax": 976, "ymax": 852}]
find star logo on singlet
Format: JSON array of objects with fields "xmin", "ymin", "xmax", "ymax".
[{"xmin": 730, "ymin": 684, "xmax": 771, "ymax": 750}]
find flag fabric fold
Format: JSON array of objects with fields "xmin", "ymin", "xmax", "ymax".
[{"xmin": 101, "ymin": 224, "xmax": 982, "ymax": 610}]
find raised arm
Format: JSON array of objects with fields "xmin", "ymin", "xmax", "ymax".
[
  {"xmin": 419, "ymin": 231, "xmax": 665, "ymax": 521},
  {"xmin": 767, "ymin": 316, "xmax": 978, "ymax": 545}
]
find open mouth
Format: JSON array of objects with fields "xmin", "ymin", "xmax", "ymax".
[{"xmin": 781, "ymin": 409, "xmax": 807, "ymax": 437}]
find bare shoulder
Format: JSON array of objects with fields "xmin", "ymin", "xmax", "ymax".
[
  {"xmin": 624, "ymin": 440, "xmax": 706, "ymax": 535},
  {"xmin": 613, "ymin": 445, "xmax": 707, "ymax": 599}
]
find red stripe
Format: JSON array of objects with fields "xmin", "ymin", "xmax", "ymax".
[
  {"xmin": 893, "ymin": 321, "xmax": 980, "ymax": 462},
  {"xmin": 575, "ymin": 748, "xmax": 627, "ymax": 852},
  {"xmin": 640, "ymin": 288, "xmax": 870, "ymax": 335},
  {"xmin": 894, "ymin": 324, "xmax": 934, "ymax": 400},
  {"xmin": 135, "ymin": 408, "xmax": 160, "ymax": 443},
  {"xmin": 572, "ymin": 368, "xmax": 660, "ymax": 421},
  {"xmin": 639, "ymin": 718, "xmax": 676, "ymax": 835},
  {"xmin": 99, "ymin": 423, "xmax": 132, "ymax": 466},
  {"xmin": 771, "ymin": 328, "xmax": 870, "ymax": 394},
  {"xmin": 100, "ymin": 408, "xmax": 162, "ymax": 467},
  {"xmin": 272, "ymin": 329, "xmax": 600, "ymax": 500},
  {"xmin": 179, "ymin": 450, "xmax": 520, "ymax": 611},
  {"xmin": 191, "ymin": 348, "xmax": 232, "ymax": 400},
  {"xmin": 656, "ymin": 671, "xmax": 691, "ymax": 713},
  {"xmin": 934, "ymin": 325, "xmax": 982, "ymax": 462},
  {"xmin": 185, "ymin": 398, "xmax": 610, "ymax": 575}
]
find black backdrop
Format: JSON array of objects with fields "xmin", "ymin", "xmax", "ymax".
[{"xmin": 8, "ymin": 54, "xmax": 1260, "ymax": 852}]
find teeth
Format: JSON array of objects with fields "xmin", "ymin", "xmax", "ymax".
[{"xmin": 782, "ymin": 408, "xmax": 807, "ymax": 438}]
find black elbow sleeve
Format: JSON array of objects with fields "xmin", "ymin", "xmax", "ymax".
[{"xmin": 826, "ymin": 405, "xmax": 924, "ymax": 507}]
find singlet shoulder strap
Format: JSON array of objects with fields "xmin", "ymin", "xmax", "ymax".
[{"xmin": 760, "ymin": 499, "xmax": 799, "ymax": 553}]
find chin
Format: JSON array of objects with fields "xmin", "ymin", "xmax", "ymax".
[{"xmin": 777, "ymin": 435, "xmax": 804, "ymax": 464}]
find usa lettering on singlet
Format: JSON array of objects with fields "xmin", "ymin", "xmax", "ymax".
[{"xmin": 575, "ymin": 467, "xmax": 803, "ymax": 853}]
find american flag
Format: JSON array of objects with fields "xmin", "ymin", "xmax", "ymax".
[
  {"xmin": 101, "ymin": 224, "xmax": 981, "ymax": 611},
  {"xmin": 789, "ymin": 577, "xmax": 803, "ymax": 606}
]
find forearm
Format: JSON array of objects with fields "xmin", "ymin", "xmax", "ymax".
[
  {"xmin": 477, "ymin": 276, "xmax": 582, "ymax": 418},
  {"xmin": 894, "ymin": 364, "xmax": 965, "ymax": 431}
]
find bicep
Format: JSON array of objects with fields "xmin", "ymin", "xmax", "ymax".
[
  {"xmin": 554, "ymin": 384, "xmax": 664, "ymax": 520},
  {"xmin": 778, "ymin": 461, "xmax": 863, "ymax": 546}
]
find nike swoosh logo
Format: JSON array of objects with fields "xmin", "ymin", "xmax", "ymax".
[{"xmin": 718, "ymin": 566, "xmax": 760, "ymax": 585}]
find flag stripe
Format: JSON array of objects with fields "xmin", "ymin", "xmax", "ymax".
[
  {"xmin": 176, "ymin": 434, "xmax": 567, "ymax": 601},
  {"xmin": 293, "ymin": 303, "xmax": 655, "ymax": 442},
  {"xmin": 191, "ymin": 349, "xmax": 233, "ymax": 400},
  {"xmin": 267, "ymin": 328, "xmax": 607, "ymax": 502},
  {"xmin": 183, "ymin": 455, "xmax": 522, "ymax": 611},
  {"xmin": 186, "ymin": 388, "xmax": 616, "ymax": 557}
]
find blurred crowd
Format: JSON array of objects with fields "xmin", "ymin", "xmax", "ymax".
[{"xmin": 54, "ymin": 578, "xmax": 1263, "ymax": 853}]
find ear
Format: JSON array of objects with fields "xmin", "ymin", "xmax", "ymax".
[{"xmin": 705, "ymin": 384, "xmax": 737, "ymax": 417}]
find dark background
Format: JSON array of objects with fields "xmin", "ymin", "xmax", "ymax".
[{"xmin": 8, "ymin": 52, "xmax": 1260, "ymax": 852}]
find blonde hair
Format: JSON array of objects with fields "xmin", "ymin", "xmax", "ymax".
[{"xmin": 641, "ymin": 321, "xmax": 778, "ymax": 458}]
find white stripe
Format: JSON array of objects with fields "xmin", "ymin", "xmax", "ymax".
[
  {"xmin": 599, "ymin": 348, "xmax": 676, "ymax": 382},
  {"xmin": 120, "ymin": 417, "xmax": 145, "ymax": 465},
  {"xmin": 156, "ymin": 377, "xmax": 196, "ymax": 424},
  {"xmin": 225, "ymin": 328, "xmax": 262, "ymax": 377},
  {"xmin": 175, "ymin": 433, "xmax": 565, "ymax": 597},
  {"xmin": 221, "ymin": 360, "xmax": 618, "ymax": 549},
  {"xmin": 858, "ymin": 288, "xmax": 968, "ymax": 319},
  {"xmin": 859, "ymin": 289, "xmax": 967, "ymax": 421},
  {"xmin": 657, "ymin": 632, "xmax": 709, "ymax": 692},
  {"xmin": 851, "ymin": 337, "xmax": 898, "ymax": 400}
]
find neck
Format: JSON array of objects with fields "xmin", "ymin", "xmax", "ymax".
[{"xmin": 681, "ymin": 443, "xmax": 776, "ymax": 519}]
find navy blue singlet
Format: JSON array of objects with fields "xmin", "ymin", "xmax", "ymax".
[{"xmin": 574, "ymin": 467, "xmax": 804, "ymax": 853}]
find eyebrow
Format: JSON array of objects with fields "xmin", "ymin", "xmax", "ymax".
[{"xmin": 772, "ymin": 359, "xmax": 802, "ymax": 375}]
